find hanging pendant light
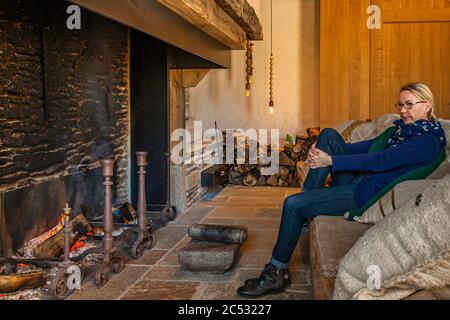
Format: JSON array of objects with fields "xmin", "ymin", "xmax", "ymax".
[
  {"xmin": 245, "ymin": 40, "xmax": 254, "ymax": 97},
  {"xmin": 269, "ymin": 0, "xmax": 274, "ymax": 114}
]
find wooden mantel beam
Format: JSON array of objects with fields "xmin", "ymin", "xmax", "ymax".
[
  {"xmin": 155, "ymin": 0, "xmax": 247, "ymax": 50},
  {"xmin": 214, "ymin": 0, "xmax": 263, "ymax": 40}
]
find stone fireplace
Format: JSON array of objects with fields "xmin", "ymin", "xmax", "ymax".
[{"xmin": 0, "ymin": 0, "xmax": 229, "ymax": 257}]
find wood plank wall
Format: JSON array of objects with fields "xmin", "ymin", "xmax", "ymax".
[
  {"xmin": 320, "ymin": 0, "xmax": 450, "ymax": 128},
  {"xmin": 320, "ymin": 0, "xmax": 371, "ymax": 129}
]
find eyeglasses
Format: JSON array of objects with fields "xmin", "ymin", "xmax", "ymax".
[{"xmin": 394, "ymin": 101, "xmax": 427, "ymax": 110}]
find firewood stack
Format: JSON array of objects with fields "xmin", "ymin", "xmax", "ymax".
[{"xmin": 227, "ymin": 127, "xmax": 320, "ymax": 188}]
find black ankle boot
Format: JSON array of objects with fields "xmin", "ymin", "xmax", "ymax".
[{"xmin": 237, "ymin": 264, "xmax": 290, "ymax": 298}]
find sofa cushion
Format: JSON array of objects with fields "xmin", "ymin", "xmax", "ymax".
[
  {"xmin": 350, "ymin": 114, "xmax": 400, "ymax": 143},
  {"xmin": 354, "ymin": 179, "xmax": 438, "ymax": 224},
  {"xmin": 312, "ymin": 216, "xmax": 372, "ymax": 278},
  {"xmin": 428, "ymin": 119, "xmax": 450, "ymax": 179},
  {"xmin": 333, "ymin": 174, "xmax": 450, "ymax": 300}
]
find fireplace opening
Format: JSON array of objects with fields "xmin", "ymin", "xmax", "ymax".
[
  {"xmin": 0, "ymin": 0, "xmax": 232, "ymax": 299},
  {"xmin": 0, "ymin": 0, "xmax": 224, "ymax": 270}
]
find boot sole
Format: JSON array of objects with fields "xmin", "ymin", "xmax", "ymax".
[{"xmin": 237, "ymin": 282, "xmax": 291, "ymax": 299}]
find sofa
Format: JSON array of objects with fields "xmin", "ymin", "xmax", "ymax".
[
  {"xmin": 309, "ymin": 216, "xmax": 447, "ymax": 300},
  {"xmin": 309, "ymin": 115, "xmax": 450, "ymax": 300}
]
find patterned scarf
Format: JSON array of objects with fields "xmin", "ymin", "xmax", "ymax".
[{"xmin": 388, "ymin": 119, "xmax": 447, "ymax": 149}]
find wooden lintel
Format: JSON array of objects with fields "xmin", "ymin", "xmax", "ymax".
[
  {"xmin": 182, "ymin": 69, "xmax": 210, "ymax": 88},
  {"xmin": 214, "ymin": 0, "xmax": 263, "ymax": 40},
  {"xmin": 155, "ymin": 0, "xmax": 247, "ymax": 49}
]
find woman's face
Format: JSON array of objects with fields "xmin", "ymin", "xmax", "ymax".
[{"xmin": 398, "ymin": 90, "xmax": 432, "ymax": 124}]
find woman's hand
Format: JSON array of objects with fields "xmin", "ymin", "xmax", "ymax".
[
  {"xmin": 308, "ymin": 147, "xmax": 332, "ymax": 169},
  {"xmin": 307, "ymin": 143, "xmax": 317, "ymax": 164}
]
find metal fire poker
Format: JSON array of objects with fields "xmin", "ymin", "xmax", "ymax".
[{"xmin": 130, "ymin": 152, "xmax": 155, "ymax": 259}]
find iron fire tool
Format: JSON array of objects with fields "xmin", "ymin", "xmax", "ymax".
[
  {"xmin": 93, "ymin": 159, "xmax": 125, "ymax": 286},
  {"xmin": 130, "ymin": 152, "xmax": 155, "ymax": 259},
  {"xmin": 70, "ymin": 160, "xmax": 125, "ymax": 286},
  {"xmin": 47, "ymin": 203, "xmax": 83, "ymax": 298}
]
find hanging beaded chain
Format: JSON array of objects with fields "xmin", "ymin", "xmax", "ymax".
[
  {"xmin": 245, "ymin": 40, "xmax": 254, "ymax": 97},
  {"xmin": 269, "ymin": 53, "xmax": 274, "ymax": 112},
  {"xmin": 269, "ymin": 0, "xmax": 274, "ymax": 114}
]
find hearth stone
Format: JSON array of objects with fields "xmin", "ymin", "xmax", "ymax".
[{"xmin": 178, "ymin": 240, "xmax": 240, "ymax": 274}]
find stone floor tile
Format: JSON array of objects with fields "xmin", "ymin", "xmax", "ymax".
[
  {"xmin": 126, "ymin": 249, "xmax": 168, "ymax": 266},
  {"xmin": 226, "ymin": 195, "xmax": 286, "ymax": 203},
  {"xmin": 204, "ymin": 202, "xmax": 281, "ymax": 209},
  {"xmin": 219, "ymin": 188, "xmax": 288, "ymax": 197},
  {"xmin": 206, "ymin": 207, "xmax": 259, "ymax": 219},
  {"xmin": 240, "ymin": 229, "xmax": 279, "ymax": 251},
  {"xmin": 144, "ymin": 265, "xmax": 237, "ymax": 283},
  {"xmin": 192, "ymin": 282, "xmax": 242, "ymax": 300},
  {"xmin": 259, "ymin": 290, "xmax": 313, "ymax": 300},
  {"xmin": 235, "ymin": 218, "xmax": 281, "ymax": 230},
  {"xmin": 237, "ymin": 250, "xmax": 273, "ymax": 268},
  {"xmin": 256, "ymin": 208, "xmax": 283, "ymax": 218},
  {"xmin": 67, "ymin": 266, "xmax": 149, "ymax": 300},
  {"xmin": 199, "ymin": 218, "xmax": 237, "ymax": 226},
  {"xmin": 153, "ymin": 226, "xmax": 189, "ymax": 250},
  {"xmin": 156, "ymin": 237, "xmax": 192, "ymax": 267},
  {"xmin": 120, "ymin": 280, "xmax": 200, "ymax": 300},
  {"xmin": 285, "ymin": 189, "xmax": 301, "ymax": 197},
  {"xmin": 171, "ymin": 206, "xmax": 215, "ymax": 226}
]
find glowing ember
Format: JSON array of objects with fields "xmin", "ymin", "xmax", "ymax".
[{"xmin": 70, "ymin": 237, "xmax": 87, "ymax": 252}]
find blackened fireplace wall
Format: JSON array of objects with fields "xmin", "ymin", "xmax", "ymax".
[
  {"xmin": 0, "ymin": 0, "xmax": 129, "ymax": 196},
  {"xmin": 0, "ymin": 0, "xmax": 129, "ymax": 256}
]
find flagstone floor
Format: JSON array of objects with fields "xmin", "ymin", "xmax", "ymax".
[{"xmin": 68, "ymin": 186, "xmax": 312, "ymax": 300}]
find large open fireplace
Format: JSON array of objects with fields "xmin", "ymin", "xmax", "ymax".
[{"xmin": 0, "ymin": 0, "xmax": 230, "ymax": 297}]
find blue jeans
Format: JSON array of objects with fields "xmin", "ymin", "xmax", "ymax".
[{"xmin": 270, "ymin": 129, "xmax": 364, "ymax": 269}]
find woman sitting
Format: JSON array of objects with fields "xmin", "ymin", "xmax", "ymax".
[{"xmin": 237, "ymin": 82, "xmax": 447, "ymax": 298}]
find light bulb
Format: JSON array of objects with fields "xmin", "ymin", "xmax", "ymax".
[
  {"xmin": 246, "ymin": 90, "xmax": 250, "ymax": 97},
  {"xmin": 269, "ymin": 106, "xmax": 274, "ymax": 115}
]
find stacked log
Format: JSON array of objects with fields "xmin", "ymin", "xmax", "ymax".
[{"xmin": 227, "ymin": 127, "xmax": 320, "ymax": 188}]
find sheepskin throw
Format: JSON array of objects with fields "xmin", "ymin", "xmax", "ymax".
[{"xmin": 333, "ymin": 174, "xmax": 450, "ymax": 300}]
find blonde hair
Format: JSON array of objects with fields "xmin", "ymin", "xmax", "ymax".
[{"xmin": 400, "ymin": 82, "xmax": 437, "ymax": 121}]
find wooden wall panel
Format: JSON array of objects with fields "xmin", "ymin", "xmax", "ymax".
[
  {"xmin": 370, "ymin": 0, "xmax": 450, "ymax": 120},
  {"xmin": 169, "ymin": 70, "xmax": 184, "ymax": 151},
  {"xmin": 441, "ymin": 25, "xmax": 450, "ymax": 118},
  {"xmin": 321, "ymin": 0, "xmax": 450, "ymax": 128},
  {"xmin": 320, "ymin": 0, "xmax": 371, "ymax": 129}
]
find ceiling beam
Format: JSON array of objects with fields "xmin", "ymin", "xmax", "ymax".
[
  {"xmin": 69, "ymin": 0, "xmax": 231, "ymax": 68},
  {"xmin": 214, "ymin": 0, "xmax": 263, "ymax": 40},
  {"xmin": 155, "ymin": 0, "xmax": 247, "ymax": 49}
]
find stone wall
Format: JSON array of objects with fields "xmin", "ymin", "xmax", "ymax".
[{"xmin": 0, "ymin": 0, "xmax": 130, "ymax": 201}]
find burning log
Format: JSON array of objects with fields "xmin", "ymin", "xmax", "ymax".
[
  {"xmin": 0, "ymin": 271, "xmax": 45, "ymax": 294},
  {"xmin": 34, "ymin": 214, "xmax": 92, "ymax": 259}
]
